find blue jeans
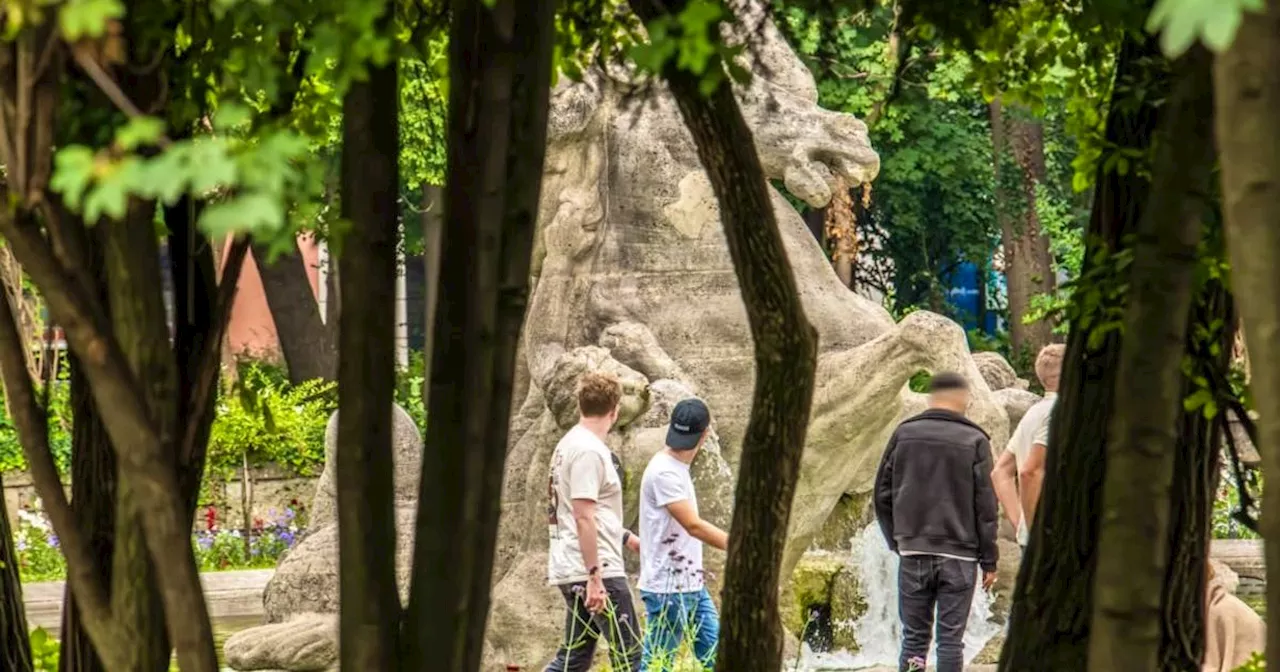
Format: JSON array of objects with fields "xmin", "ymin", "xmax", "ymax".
[
  {"xmin": 640, "ymin": 588, "xmax": 719, "ymax": 671},
  {"xmin": 898, "ymin": 555, "xmax": 977, "ymax": 672}
]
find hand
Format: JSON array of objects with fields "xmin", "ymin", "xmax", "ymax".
[
  {"xmin": 1016, "ymin": 519, "xmax": 1029, "ymax": 546},
  {"xmin": 626, "ymin": 534, "xmax": 641, "ymax": 554},
  {"xmin": 585, "ymin": 575, "xmax": 607, "ymax": 614},
  {"xmin": 982, "ymin": 570, "xmax": 997, "ymax": 591}
]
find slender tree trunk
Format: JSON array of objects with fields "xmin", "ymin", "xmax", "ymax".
[
  {"xmin": 59, "ymin": 357, "xmax": 116, "ymax": 672},
  {"xmin": 1087, "ymin": 46, "xmax": 1215, "ymax": 669},
  {"xmin": 1000, "ymin": 33, "xmax": 1163, "ymax": 670},
  {"xmin": 59, "ymin": 229, "xmax": 115, "ymax": 672},
  {"xmin": 0, "ymin": 471, "xmax": 32, "ymax": 672},
  {"xmin": 335, "ymin": 17, "xmax": 401, "ymax": 670},
  {"xmin": 1213, "ymin": 0, "xmax": 1280, "ymax": 661},
  {"xmin": 420, "ymin": 183, "xmax": 443, "ymax": 384},
  {"xmin": 1160, "ymin": 260, "xmax": 1233, "ymax": 670},
  {"xmin": 102, "ymin": 200, "xmax": 180, "ymax": 672},
  {"xmin": 990, "ymin": 97, "xmax": 1056, "ymax": 359},
  {"xmin": 627, "ymin": 4, "xmax": 820, "ymax": 671},
  {"xmin": 403, "ymin": 1, "xmax": 556, "ymax": 668},
  {"xmin": 252, "ymin": 242, "xmax": 336, "ymax": 383}
]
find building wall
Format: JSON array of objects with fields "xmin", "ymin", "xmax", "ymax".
[{"xmin": 221, "ymin": 236, "xmax": 323, "ymax": 361}]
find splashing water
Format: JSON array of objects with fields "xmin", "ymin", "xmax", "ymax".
[{"xmin": 795, "ymin": 523, "xmax": 1002, "ymax": 670}]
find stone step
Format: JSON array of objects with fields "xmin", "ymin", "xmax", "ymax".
[{"xmin": 21, "ymin": 569, "xmax": 273, "ymax": 635}]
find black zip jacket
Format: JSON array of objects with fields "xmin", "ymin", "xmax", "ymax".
[{"xmin": 873, "ymin": 408, "xmax": 999, "ymax": 572}]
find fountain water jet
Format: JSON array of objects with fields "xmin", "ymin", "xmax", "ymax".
[{"xmin": 795, "ymin": 523, "xmax": 1002, "ymax": 670}]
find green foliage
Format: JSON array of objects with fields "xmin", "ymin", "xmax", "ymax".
[
  {"xmin": 1214, "ymin": 465, "xmax": 1261, "ymax": 540},
  {"xmin": 630, "ymin": 0, "xmax": 750, "ymax": 95},
  {"xmin": 1147, "ymin": 0, "xmax": 1263, "ymax": 57},
  {"xmin": 1233, "ymin": 651, "xmax": 1265, "ymax": 672},
  {"xmin": 206, "ymin": 361, "xmax": 337, "ymax": 478},
  {"xmin": 15, "ymin": 507, "xmax": 66, "ymax": 582},
  {"xmin": 394, "ymin": 350, "xmax": 428, "ymax": 436},
  {"xmin": 0, "ymin": 379, "xmax": 73, "ymax": 476},
  {"xmin": 29, "ymin": 627, "xmax": 59, "ymax": 672}
]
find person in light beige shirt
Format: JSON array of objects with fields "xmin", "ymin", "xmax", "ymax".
[
  {"xmin": 991, "ymin": 344, "xmax": 1063, "ymax": 547},
  {"xmin": 544, "ymin": 371, "xmax": 641, "ymax": 672},
  {"xmin": 1204, "ymin": 560, "xmax": 1265, "ymax": 671}
]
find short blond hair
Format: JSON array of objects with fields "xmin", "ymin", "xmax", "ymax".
[
  {"xmin": 1035, "ymin": 344, "xmax": 1066, "ymax": 388},
  {"xmin": 577, "ymin": 371, "xmax": 621, "ymax": 418}
]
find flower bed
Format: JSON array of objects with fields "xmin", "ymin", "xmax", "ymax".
[{"xmin": 14, "ymin": 502, "xmax": 307, "ymax": 582}]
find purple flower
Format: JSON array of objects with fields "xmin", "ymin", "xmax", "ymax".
[{"xmin": 47, "ymin": 534, "xmax": 58, "ymax": 549}]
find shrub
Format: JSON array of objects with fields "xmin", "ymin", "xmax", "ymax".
[
  {"xmin": 0, "ymin": 376, "xmax": 72, "ymax": 475},
  {"xmin": 206, "ymin": 361, "xmax": 337, "ymax": 478}
]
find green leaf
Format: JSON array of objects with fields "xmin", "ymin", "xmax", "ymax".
[
  {"xmin": 213, "ymin": 102, "xmax": 253, "ymax": 132},
  {"xmin": 1147, "ymin": 0, "xmax": 1264, "ymax": 57},
  {"xmin": 59, "ymin": 0, "xmax": 124, "ymax": 40},
  {"xmin": 49, "ymin": 146, "xmax": 97, "ymax": 209},
  {"xmin": 199, "ymin": 193, "xmax": 284, "ymax": 237},
  {"xmin": 114, "ymin": 117, "xmax": 166, "ymax": 151}
]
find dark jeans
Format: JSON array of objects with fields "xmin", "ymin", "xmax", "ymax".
[
  {"xmin": 546, "ymin": 577, "xmax": 642, "ymax": 672},
  {"xmin": 898, "ymin": 555, "xmax": 977, "ymax": 672}
]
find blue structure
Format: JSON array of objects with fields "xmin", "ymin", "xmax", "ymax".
[{"xmin": 942, "ymin": 260, "xmax": 1003, "ymax": 337}]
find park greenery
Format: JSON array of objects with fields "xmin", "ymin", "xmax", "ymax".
[{"xmin": 0, "ymin": 0, "xmax": 1274, "ymax": 670}]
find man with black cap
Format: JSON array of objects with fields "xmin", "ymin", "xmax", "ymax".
[
  {"xmin": 874, "ymin": 372, "xmax": 998, "ymax": 672},
  {"xmin": 637, "ymin": 397, "xmax": 728, "ymax": 671}
]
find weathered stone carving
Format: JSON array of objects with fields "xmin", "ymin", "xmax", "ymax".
[
  {"xmin": 223, "ymin": 405, "xmax": 421, "ymax": 670},
  {"xmin": 227, "ymin": 1, "xmax": 1030, "ymax": 666}
]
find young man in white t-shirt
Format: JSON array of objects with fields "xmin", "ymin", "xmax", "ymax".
[
  {"xmin": 637, "ymin": 398, "xmax": 728, "ymax": 671},
  {"xmin": 991, "ymin": 344, "xmax": 1063, "ymax": 547},
  {"xmin": 545, "ymin": 371, "xmax": 642, "ymax": 672}
]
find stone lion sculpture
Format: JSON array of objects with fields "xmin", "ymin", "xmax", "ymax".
[{"xmin": 226, "ymin": 2, "xmax": 1022, "ymax": 668}]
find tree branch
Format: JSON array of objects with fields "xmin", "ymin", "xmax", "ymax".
[
  {"xmin": 0, "ymin": 215, "xmax": 218, "ymax": 671},
  {"xmin": 0, "ymin": 242, "xmax": 125, "ymax": 670},
  {"xmin": 180, "ymin": 236, "xmax": 248, "ymax": 470}
]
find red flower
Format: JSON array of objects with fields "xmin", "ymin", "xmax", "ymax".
[{"xmin": 204, "ymin": 505, "xmax": 218, "ymax": 531}]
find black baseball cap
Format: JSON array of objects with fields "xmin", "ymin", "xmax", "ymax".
[{"xmin": 667, "ymin": 398, "xmax": 711, "ymax": 451}]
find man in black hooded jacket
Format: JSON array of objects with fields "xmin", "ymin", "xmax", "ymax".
[{"xmin": 874, "ymin": 372, "xmax": 999, "ymax": 672}]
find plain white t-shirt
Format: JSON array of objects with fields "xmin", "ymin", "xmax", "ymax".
[
  {"xmin": 638, "ymin": 451, "xmax": 704, "ymax": 594},
  {"xmin": 546, "ymin": 425, "xmax": 627, "ymax": 585},
  {"xmin": 1007, "ymin": 392, "xmax": 1056, "ymax": 545},
  {"xmin": 1008, "ymin": 392, "xmax": 1056, "ymax": 470}
]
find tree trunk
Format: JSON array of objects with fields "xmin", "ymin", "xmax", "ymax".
[
  {"xmin": 0, "ymin": 471, "xmax": 32, "ymax": 672},
  {"xmin": 420, "ymin": 184, "xmax": 443, "ymax": 384},
  {"xmin": 102, "ymin": 200, "xmax": 180, "ymax": 672},
  {"xmin": 1213, "ymin": 0, "xmax": 1280, "ymax": 661},
  {"xmin": 59, "ymin": 229, "xmax": 116, "ymax": 672},
  {"xmin": 335, "ymin": 20, "xmax": 401, "ymax": 671},
  {"xmin": 626, "ymin": 4, "xmax": 820, "ymax": 671},
  {"xmin": 403, "ymin": 1, "xmax": 556, "ymax": 669},
  {"xmin": 990, "ymin": 97, "xmax": 1056, "ymax": 359},
  {"xmin": 59, "ymin": 357, "xmax": 116, "ymax": 672},
  {"xmin": 252, "ymin": 242, "xmax": 336, "ymax": 383},
  {"xmin": 1000, "ymin": 33, "xmax": 1163, "ymax": 670},
  {"xmin": 1087, "ymin": 47, "xmax": 1215, "ymax": 669},
  {"xmin": 1160, "ymin": 260, "xmax": 1233, "ymax": 670}
]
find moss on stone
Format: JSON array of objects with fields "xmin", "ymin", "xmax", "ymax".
[
  {"xmin": 811, "ymin": 492, "xmax": 873, "ymax": 553},
  {"xmin": 828, "ymin": 560, "xmax": 867, "ymax": 651},
  {"xmin": 781, "ymin": 551, "xmax": 867, "ymax": 652}
]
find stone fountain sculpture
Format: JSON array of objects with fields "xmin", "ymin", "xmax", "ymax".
[
  {"xmin": 226, "ymin": 2, "xmax": 1026, "ymax": 668},
  {"xmin": 485, "ymin": 2, "xmax": 1014, "ymax": 666},
  {"xmin": 223, "ymin": 406, "xmax": 421, "ymax": 671}
]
